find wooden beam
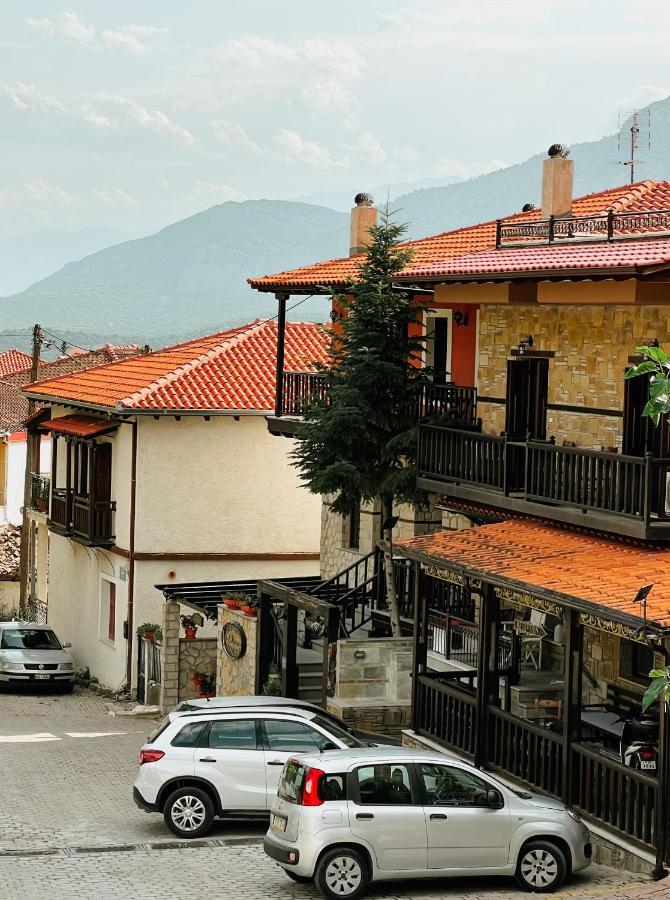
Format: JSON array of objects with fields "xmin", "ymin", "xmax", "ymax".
[
  {"xmin": 561, "ymin": 607, "xmax": 579, "ymax": 805},
  {"xmin": 411, "ymin": 563, "xmax": 426, "ymax": 732},
  {"xmin": 274, "ymin": 292, "xmax": 289, "ymax": 418},
  {"xmin": 474, "ymin": 583, "xmax": 496, "ymax": 769}
]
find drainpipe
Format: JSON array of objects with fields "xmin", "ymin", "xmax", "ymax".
[{"xmin": 125, "ymin": 418, "xmax": 138, "ymax": 691}]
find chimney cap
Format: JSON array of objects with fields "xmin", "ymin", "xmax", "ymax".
[
  {"xmin": 547, "ymin": 143, "xmax": 570, "ymax": 159},
  {"xmin": 354, "ymin": 192, "xmax": 374, "ymax": 207},
  {"xmin": 522, "ymin": 203, "xmax": 536, "ymax": 212}
]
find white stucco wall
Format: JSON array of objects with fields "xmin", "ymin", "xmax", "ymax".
[{"xmin": 2, "ymin": 435, "xmax": 51, "ymax": 526}]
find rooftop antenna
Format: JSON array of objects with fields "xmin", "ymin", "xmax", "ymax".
[{"xmin": 617, "ymin": 108, "xmax": 651, "ymax": 184}]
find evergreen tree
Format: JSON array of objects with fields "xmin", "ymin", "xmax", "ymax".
[{"xmin": 292, "ymin": 210, "xmax": 433, "ymax": 635}]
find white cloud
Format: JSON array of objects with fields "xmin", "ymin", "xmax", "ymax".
[
  {"xmin": 436, "ymin": 157, "xmax": 508, "ymax": 179},
  {"xmin": 194, "ymin": 181, "xmax": 247, "ymax": 204},
  {"xmin": 26, "ymin": 9, "xmax": 94, "ymax": 46},
  {"xmin": 110, "ymin": 97, "xmax": 194, "ymax": 145},
  {"xmin": 102, "ymin": 25, "xmax": 168, "ymax": 55},
  {"xmin": 273, "ymin": 129, "xmax": 349, "ymax": 169},
  {"xmin": 91, "ymin": 185, "xmax": 138, "ymax": 208},
  {"xmin": 212, "ymin": 37, "xmax": 365, "ymax": 79},
  {"xmin": 344, "ymin": 132, "xmax": 387, "ymax": 166},
  {"xmin": 211, "ymin": 119, "xmax": 260, "ymax": 153},
  {"xmin": 619, "ymin": 84, "xmax": 669, "ymax": 111},
  {"xmin": 301, "ymin": 80, "xmax": 356, "ymax": 115},
  {"xmin": 0, "ymin": 177, "xmax": 84, "ymax": 210}
]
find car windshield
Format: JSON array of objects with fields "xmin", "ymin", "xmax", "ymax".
[
  {"xmin": 311, "ymin": 714, "xmax": 364, "ymax": 748},
  {"xmin": 0, "ymin": 629, "xmax": 61, "ymax": 650}
]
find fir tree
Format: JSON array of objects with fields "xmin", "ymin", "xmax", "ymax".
[{"xmin": 292, "ymin": 210, "xmax": 433, "ymax": 635}]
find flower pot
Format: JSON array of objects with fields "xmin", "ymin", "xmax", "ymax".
[
  {"xmin": 241, "ymin": 605, "xmax": 257, "ymax": 618},
  {"xmin": 224, "ymin": 598, "xmax": 241, "ymax": 609},
  {"xmin": 184, "ymin": 626, "xmax": 197, "ymax": 640},
  {"xmin": 143, "ymin": 632, "xmax": 156, "ymax": 642}
]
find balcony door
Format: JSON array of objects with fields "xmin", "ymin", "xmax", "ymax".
[
  {"xmin": 425, "ymin": 313, "xmax": 452, "ymax": 384},
  {"xmin": 94, "ymin": 443, "xmax": 112, "ymax": 503},
  {"xmin": 505, "ymin": 357, "xmax": 549, "ymax": 441},
  {"xmin": 623, "ymin": 373, "xmax": 670, "ymax": 457}
]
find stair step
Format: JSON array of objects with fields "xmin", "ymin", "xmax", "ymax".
[
  {"xmin": 299, "ymin": 673, "xmax": 323, "ymax": 686},
  {"xmin": 298, "ymin": 689, "xmax": 324, "ymax": 702}
]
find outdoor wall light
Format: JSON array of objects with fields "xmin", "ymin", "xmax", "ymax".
[
  {"xmin": 453, "ymin": 310, "xmax": 469, "ymax": 327},
  {"xmin": 330, "ymin": 309, "xmax": 342, "ymax": 322},
  {"xmin": 517, "ymin": 335, "xmax": 534, "ymax": 355},
  {"xmin": 353, "ymin": 649, "xmax": 367, "ymax": 659}
]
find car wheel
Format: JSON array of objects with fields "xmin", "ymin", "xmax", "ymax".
[
  {"xmin": 163, "ymin": 787, "xmax": 214, "ymax": 838},
  {"xmin": 516, "ymin": 840, "xmax": 567, "ymax": 893},
  {"xmin": 315, "ymin": 847, "xmax": 369, "ymax": 900},
  {"xmin": 284, "ymin": 870, "xmax": 312, "ymax": 884}
]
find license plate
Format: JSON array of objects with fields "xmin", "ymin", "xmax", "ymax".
[
  {"xmin": 34, "ymin": 674, "xmax": 51, "ymax": 680},
  {"xmin": 640, "ymin": 760, "xmax": 657, "ymax": 770},
  {"xmin": 271, "ymin": 814, "xmax": 287, "ymax": 833}
]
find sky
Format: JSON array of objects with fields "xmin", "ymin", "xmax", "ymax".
[{"xmin": 2, "ymin": 0, "xmax": 670, "ymax": 237}]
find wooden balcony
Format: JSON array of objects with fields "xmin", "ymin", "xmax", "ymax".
[
  {"xmin": 269, "ymin": 372, "xmax": 478, "ymax": 436},
  {"xmin": 417, "ymin": 422, "xmax": 670, "ymax": 540},
  {"xmin": 49, "ymin": 489, "xmax": 115, "ymax": 546}
]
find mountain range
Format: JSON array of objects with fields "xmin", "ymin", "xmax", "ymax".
[{"xmin": 2, "ymin": 97, "xmax": 670, "ymax": 352}]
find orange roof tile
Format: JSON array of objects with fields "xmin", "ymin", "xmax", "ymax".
[
  {"xmin": 248, "ymin": 180, "xmax": 670, "ymax": 292},
  {"xmin": 24, "ymin": 320, "xmax": 329, "ymax": 413},
  {"xmin": 41, "ymin": 415, "xmax": 118, "ymax": 438},
  {"xmin": 399, "ymin": 520, "xmax": 670, "ymax": 630},
  {"xmin": 0, "ymin": 349, "xmax": 32, "ymax": 377}
]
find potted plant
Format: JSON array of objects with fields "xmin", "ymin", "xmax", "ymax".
[
  {"xmin": 180, "ymin": 614, "xmax": 199, "ymax": 640},
  {"xmin": 262, "ymin": 679, "xmax": 282, "ymax": 696},
  {"xmin": 193, "ymin": 671, "xmax": 216, "ymax": 697},
  {"xmin": 223, "ymin": 592, "xmax": 245, "ymax": 610},
  {"xmin": 137, "ymin": 622, "xmax": 162, "ymax": 643},
  {"xmin": 241, "ymin": 597, "xmax": 258, "ymax": 618}
]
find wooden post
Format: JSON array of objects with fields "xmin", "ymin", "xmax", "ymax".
[
  {"xmin": 282, "ymin": 601, "xmax": 298, "ymax": 698},
  {"xmin": 410, "ymin": 563, "xmax": 425, "ymax": 732},
  {"xmin": 274, "ymin": 292, "xmax": 289, "ymax": 418},
  {"xmin": 65, "ymin": 440, "xmax": 72, "ymax": 529},
  {"xmin": 474, "ymin": 583, "xmax": 496, "ymax": 769},
  {"xmin": 561, "ymin": 607, "xmax": 579, "ymax": 805},
  {"xmin": 19, "ymin": 324, "xmax": 41, "ymax": 616},
  {"xmin": 255, "ymin": 595, "xmax": 273, "ymax": 693},
  {"xmin": 653, "ymin": 637, "xmax": 670, "ymax": 879},
  {"xmin": 88, "ymin": 442, "xmax": 96, "ymax": 540}
]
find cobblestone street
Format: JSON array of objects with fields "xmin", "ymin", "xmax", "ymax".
[{"xmin": 0, "ymin": 689, "xmax": 665, "ymax": 899}]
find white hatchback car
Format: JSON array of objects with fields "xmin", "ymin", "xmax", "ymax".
[
  {"xmin": 133, "ymin": 707, "xmax": 367, "ymax": 838},
  {"xmin": 264, "ymin": 748, "xmax": 592, "ymax": 898}
]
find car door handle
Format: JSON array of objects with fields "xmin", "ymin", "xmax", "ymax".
[
  {"xmin": 356, "ymin": 813, "xmax": 374, "ymax": 820},
  {"xmin": 198, "ymin": 757, "xmax": 216, "ymax": 763},
  {"xmin": 430, "ymin": 813, "xmax": 448, "ymax": 821},
  {"xmin": 267, "ymin": 759, "xmax": 285, "ymax": 766}
]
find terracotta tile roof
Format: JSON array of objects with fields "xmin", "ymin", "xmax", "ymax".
[
  {"xmin": 0, "ymin": 344, "xmax": 140, "ymax": 434},
  {"xmin": 24, "ymin": 320, "xmax": 330, "ymax": 412},
  {"xmin": 248, "ymin": 180, "xmax": 670, "ymax": 291},
  {"xmin": 41, "ymin": 415, "xmax": 119, "ymax": 438},
  {"xmin": 0, "ymin": 349, "xmax": 32, "ymax": 377},
  {"xmin": 399, "ymin": 521, "xmax": 670, "ymax": 630},
  {"xmin": 399, "ymin": 236, "xmax": 670, "ymax": 280}
]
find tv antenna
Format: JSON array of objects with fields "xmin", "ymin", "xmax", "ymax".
[{"xmin": 617, "ymin": 108, "xmax": 651, "ymax": 184}]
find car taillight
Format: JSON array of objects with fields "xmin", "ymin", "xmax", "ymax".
[
  {"xmin": 300, "ymin": 767, "xmax": 325, "ymax": 806},
  {"xmin": 639, "ymin": 749, "xmax": 656, "ymax": 760},
  {"xmin": 139, "ymin": 749, "xmax": 165, "ymax": 765}
]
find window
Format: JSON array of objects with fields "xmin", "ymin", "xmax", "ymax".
[
  {"xmin": 207, "ymin": 719, "xmax": 257, "ymax": 750},
  {"xmin": 0, "ymin": 628, "xmax": 61, "ymax": 650},
  {"xmin": 356, "ymin": 764, "xmax": 413, "ymax": 805},
  {"xmin": 171, "ymin": 722, "xmax": 208, "ymax": 748},
  {"xmin": 264, "ymin": 719, "xmax": 335, "ymax": 752},
  {"xmin": 619, "ymin": 640, "xmax": 655, "ymax": 684},
  {"xmin": 99, "ymin": 578, "xmax": 117, "ymax": 645},
  {"xmin": 278, "ymin": 761, "xmax": 306, "ymax": 804},
  {"xmin": 420, "ymin": 764, "xmax": 496, "ymax": 807},
  {"xmin": 346, "ymin": 503, "xmax": 360, "ymax": 550},
  {"xmin": 319, "ymin": 773, "xmax": 347, "ymax": 802},
  {"xmin": 311, "ymin": 714, "xmax": 363, "ymax": 749}
]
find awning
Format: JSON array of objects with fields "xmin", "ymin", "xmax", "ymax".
[
  {"xmin": 41, "ymin": 415, "xmax": 118, "ymax": 438},
  {"xmin": 398, "ymin": 520, "xmax": 670, "ymax": 634}
]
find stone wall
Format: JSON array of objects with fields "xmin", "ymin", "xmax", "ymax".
[
  {"xmin": 333, "ymin": 637, "xmax": 413, "ymax": 702},
  {"xmin": 477, "ymin": 304, "xmax": 670, "ymax": 450},
  {"xmin": 160, "ymin": 600, "xmax": 180, "ymax": 711},
  {"xmin": 216, "ymin": 605, "xmax": 258, "ymax": 696},
  {"xmin": 327, "ymin": 697, "xmax": 411, "ymax": 737},
  {"xmin": 178, "ymin": 638, "xmax": 217, "ymax": 702}
]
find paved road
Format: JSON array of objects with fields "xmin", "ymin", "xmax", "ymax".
[{"xmin": 0, "ymin": 688, "xmax": 663, "ymax": 899}]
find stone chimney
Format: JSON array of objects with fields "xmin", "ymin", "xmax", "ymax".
[
  {"xmin": 349, "ymin": 192, "xmax": 377, "ymax": 256},
  {"xmin": 541, "ymin": 144, "xmax": 573, "ymax": 218}
]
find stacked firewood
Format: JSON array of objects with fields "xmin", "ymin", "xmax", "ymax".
[{"xmin": 0, "ymin": 525, "xmax": 20, "ymax": 579}]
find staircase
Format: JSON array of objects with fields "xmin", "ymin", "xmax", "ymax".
[{"xmin": 298, "ymin": 660, "xmax": 324, "ymax": 703}]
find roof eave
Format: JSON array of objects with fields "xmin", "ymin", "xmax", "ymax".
[{"xmin": 21, "ymin": 393, "xmax": 275, "ymax": 417}]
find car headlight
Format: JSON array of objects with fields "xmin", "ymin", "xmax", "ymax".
[
  {"xmin": 59, "ymin": 662, "xmax": 74, "ymax": 671},
  {"xmin": 566, "ymin": 808, "xmax": 582, "ymax": 824},
  {"xmin": 1, "ymin": 662, "xmax": 24, "ymax": 672}
]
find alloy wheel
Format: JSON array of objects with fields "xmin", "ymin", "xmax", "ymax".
[
  {"xmin": 170, "ymin": 794, "xmax": 207, "ymax": 832},
  {"xmin": 520, "ymin": 848, "xmax": 559, "ymax": 888},
  {"xmin": 324, "ymin": 855, "xmax": 363, "ymax": 896}
]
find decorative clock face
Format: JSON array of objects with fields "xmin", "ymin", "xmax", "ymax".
[{"xmin": 222, "ymin": 621, "xmax": 247, "ymax": 660}]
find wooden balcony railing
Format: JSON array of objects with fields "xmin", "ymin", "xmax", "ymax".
[
  {"xmin": 488, "ymin": 706, "xmax": 564, "ymax": 798},
  {"xmin": 417, "ymin": 422, "xmax": 670, "ymax": 538},
  {"xmin": 280, "ymin": 372, "xmax": 478, "ymax": 424},
  {"xmin": 49, "ymin": 489, "xmax": 114, "ymax": 546},
  {"xmin": 414, "ymin": 674, "xmax": 476, "ymax": 758}
]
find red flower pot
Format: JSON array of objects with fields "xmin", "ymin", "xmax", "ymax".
[
  {"xmin": 224, "ymin": 598, "xmax": 241, "ymax": 609},
  {"xmin": 241, "ymin": 605, "xmax": 257, "ymax": 618},
  {"xmin": 184, "ymin": 626, "xmax": 197, "ymax": 640}
]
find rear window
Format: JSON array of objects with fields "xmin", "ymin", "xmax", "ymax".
[
  {"xmin": 319, "ymin": 773, "xmax": 347, "ymax": 802},
  {"xmin": 311, "ymin": 715, "xmax": 364, "ymax": 749},
  {"xmin": 171, "ymin": 721, "xmax": 207, "ymax": 748},
  {"xmin": 147, "ymin": 715, "xmax": 172, "ymax": 744},
  {"xmin": 278, "ymin": 761, "xmax": 306, "ymax": 804}
]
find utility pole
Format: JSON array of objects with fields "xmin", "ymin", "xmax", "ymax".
[{"xmin": 18, "ymin": 324, "xmax": 42, "ymax": 619}]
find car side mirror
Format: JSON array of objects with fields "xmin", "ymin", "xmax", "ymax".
[
  {"xmin": 62, "ymin": 642, "xmax": 72, "ymax": 649},
  {"xmin": 487, "ymin": 789, "xmax": 503, "ymax": 809}
]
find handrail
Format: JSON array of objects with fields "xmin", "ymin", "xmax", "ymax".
[
  {"xmin": 572, "ymin": 741, "xmax": 657, "ymax": 788},
  {"xmin": 497, "ymin": 207, "xmax": 670, "ymax": 248},
  {"xmin": 488, "ymin": 704, "xmax": 563, "ymax": 746}
]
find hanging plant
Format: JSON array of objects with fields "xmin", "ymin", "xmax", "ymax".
[{"xmin": 137, "ymin": 623, "xmax": 162, "ymax": 642}]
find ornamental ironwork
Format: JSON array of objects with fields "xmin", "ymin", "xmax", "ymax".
[
  {"xmin": 496, "ymin": 208, "xmax": 670, "ymax": 249},
  {"xmin": 579, "ymin": 612, "xmax": 646, "ymax": 644},
  {"xmin": 495, "ymin": 586, "xmax": 564, "ymax": 618},
  {"xmin": 424, "ymin": 565, "xmax": 481, "ymax": 590}
]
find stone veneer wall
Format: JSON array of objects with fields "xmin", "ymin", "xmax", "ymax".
[
  {"xmin": 216, "ymin": 605, "xmax": 258, "ymax": 696},
  {"xmin": 477, "ymin": 304, "xmax": 670, "ymax": 450},
  {"xmin": 160, "ymin": 600, "xmax": 180, "ymax": 711},
  {"xmin": 178, "ymin": 638, "xmax": 217, "ymax": 702}
]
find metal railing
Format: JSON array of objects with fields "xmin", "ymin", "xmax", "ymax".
[
  {"xmin": 497, "ymin": 207, "xmax": 670, "ymax": 248},
  {"xmin": 30, "ymin": 473, "xmax": 50, "ymax": 513},
  {"xmin": 281, "ymin": 371, "xmax": 329, "ymax": 416}
]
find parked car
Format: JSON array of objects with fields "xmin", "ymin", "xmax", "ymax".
[
  {"xmin": 133, "ymin": 707, "xmax": 370, "ymax": 838},
  {"xmin": 264, "ymin": 747, "xmax": 592, "ymax": 898},
  {"xmin": 0, "ymin": 621, "xmax": 75, "ymax": 691},
  {"xmin": 169, "ymin": 695, "xmax": 399, "ymax": 746}
]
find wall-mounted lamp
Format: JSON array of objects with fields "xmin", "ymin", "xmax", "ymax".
[
  {"xmin": 353, "ymin": 649, "xmax": 367, "ymax": 660},
  {"xmin": 453, "ymin": 310, "xmax": 469, "ymax": 327},
  {"xmin": 330, "ymin": 309, "xmax": 342, "ymax": 322},
  {"xmin": 517, "ymin": 335, "xmax": 534, "ymax": 355}
]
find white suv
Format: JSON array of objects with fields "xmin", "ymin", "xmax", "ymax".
[
  {"xmin": 264, "ymin": 748, "xmax": 592, "ymax": 897},
  {"xmin": 133, "ymin": 707, "xmax": 366, "ymax": 838}
]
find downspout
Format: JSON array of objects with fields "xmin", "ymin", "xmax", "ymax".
[{"xmin": 125, "ymin": 418, "xmax": 138, "ymax": 691}]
